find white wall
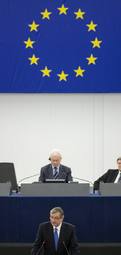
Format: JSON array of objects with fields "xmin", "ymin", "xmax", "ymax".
[{"xmin": 0, "ymin": 93, "xmax": 121, "ymax": 185}]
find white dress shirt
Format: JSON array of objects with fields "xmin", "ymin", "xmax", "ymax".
[
  {"xmin": 52, "ymin": 166, "xmax": 59, "ymax": 176},
  {"xmin": 53, "ymin": 223, "xmax": 62, "ymax": 238}
]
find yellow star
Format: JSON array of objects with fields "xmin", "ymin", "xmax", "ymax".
[
  {"xmin": 57, "ymin": 4, "xmax": 68, "ymax": 15},
  {"xmin": 28, "ymin": 21, "xmax": 39, "ymax": 32},
  {"xmin": 57, "ymin": 70, "xmax": 68, "ymax": 81},
  {"xmin": 87, "ymin": 21, "xmax": 97, "ymax": 31},
  {"xmin": 91, "ymin": 37, "xmax": 102, "ymax": 48},
  {"xmin": 41, "ymin": 9, "xmax": 52, "ymax": 20},
  {"xmin": 24, "ymin": 37, "xmax": 35, "ymax": 48},
  {"xmin": 74, "ymin": 9, "xmax": 85, "ymax": 19},
  {"xmin": 74, "ymin": 66, "xmax": 85, "ymax": 77},
  {"xmin": 40, "ymin": 66, "xmax": 52, "ymax": 77},
  {"xmin": 86, "ymin": 54, "xmax": 97, "ymax": 65},
  {"xmin": 28, "ymin": 54, "xmax": 39, "ymax": 65}
]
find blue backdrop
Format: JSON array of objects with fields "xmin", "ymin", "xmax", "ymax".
[
  {"xmin": 1, "ymin": 196, "xmax": 121, "ymax": 243},
  {"xmin": 0, "ymin": 0, "xmax": 121, "ymax": 92}
]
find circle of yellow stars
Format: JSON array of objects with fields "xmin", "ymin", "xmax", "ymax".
[{"xmin": 24, "ymin": 5, "xmax": 102, "ymax": 82}]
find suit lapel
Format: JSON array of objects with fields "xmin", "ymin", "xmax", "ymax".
[
  {"xmin": 47, "ymin": 165, "xmax": 53, "ymax": 178},
  {"xmin": 57, "ymin": 223, "xmax": 65, "ymax": 251},
  {"xmin": 48, "ymin": 223, "xmax": 56, "ymax": 251},
  {"xmin": 112, "ymin": 170, "xmax": 119, "ymax": 182},
  {"xmin": 47, "ymin": 164, "xmax": 66, "ymax": 179},
  {"xmin": 58, "ymin": 165, "xmax": 65, "ymax": 179}
]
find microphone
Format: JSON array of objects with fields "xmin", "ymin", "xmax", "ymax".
[
  {"xmin": 18, "ymin": 173, "xmax": 39, "ymax": 184},
  {"xmin": 18, "ymin": 174, "xmax": 93, "ymax": 186},
  {"xmin": 63, "ymin": 241, "xmax": 70, "ymax": 255},
  {"xmin": 72, "ymin": 176, "xmax": 93, "ymax": 186},
  {"xmin": 36, "ymin": 240, "xmax": 45, "ymax": 255}
]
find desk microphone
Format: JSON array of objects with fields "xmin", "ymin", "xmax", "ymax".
[
  {"xmin": 36, "ymin": 240, "xmax": 45, "ymax": 255},
  {"xmin": 72, "ymin": 176, "xmax": 93, "ymax": 186},
  {"xmin": 62, "ymin": 241, "xmax": 70, "ymax": 255},
  {"xmin": 18, "ymin": 174, "xmax": 93, "ymax": 186},
  {"xmin": 18, "ymin": 173, "xmax": 39, "ymax": 184}
]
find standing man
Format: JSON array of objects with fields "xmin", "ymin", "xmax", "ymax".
[
  {"xmin": 39, "ymin": 150, "xmax": 72, "ymax": 183},
  {"xmin": 31, "ymin": 207, "xmax": 80, "ymax": 255},
  {"xmin": 94, "ymin": 157, "xmax": 121, "ymax": 191}
]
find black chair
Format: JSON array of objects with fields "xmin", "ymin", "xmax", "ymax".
[{"xmin": 0, "ymin": 163, "xmax": 18, "ymax": 192}]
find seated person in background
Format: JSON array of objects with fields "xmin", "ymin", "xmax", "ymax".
[
  {"xmin": 39, "ymin": 150, "xmax": 72, "ymax": 183},
  {"xmin": 31, "ymin": 207, "xmax": 80, "ymax": 255},
  {"xmin": 94, "ymin": 157, "xmax": 121, "ymax": 192}
]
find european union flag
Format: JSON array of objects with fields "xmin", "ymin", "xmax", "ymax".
[{"xmin": 0, "ymin": 0, "xmax": 121, "ymax": 93}]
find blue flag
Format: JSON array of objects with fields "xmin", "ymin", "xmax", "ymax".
[{"xmin": 0, "ymin": 0, "xmax": 121, "ymax": 93}]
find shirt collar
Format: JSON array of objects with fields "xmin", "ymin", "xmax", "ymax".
[
  {"xmin": 53, "ymin": 223, "xmax": 62, "ymax": 231},
  {"xmin": 52, "ymin": 165, "xmax": 60, "ymax": 170}
]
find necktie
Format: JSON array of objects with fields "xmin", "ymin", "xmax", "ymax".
[
  {"xmin": 54, "ymin": 227, "xmax": 58, "ymax": 250},
  {"xmin": 53, "ymin": 167, "xmax": 58, "ymax": 179},
  {"xmin": 118, "ymin": 173, "xmax": 121, "ymax": 183}
]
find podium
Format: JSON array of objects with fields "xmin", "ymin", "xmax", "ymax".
[
  {"xmin": 0, "ymin": 182, "xmax": 11, "ymax": 196},
  {"xmin": 100, "ymin": 182, "xmax": 121, "ymax": 196},
  {"xmin": 20, "ymin": 183, "xmax": 90, "ymax": 196}
]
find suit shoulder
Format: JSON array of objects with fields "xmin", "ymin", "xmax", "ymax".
[
  {"xmin": 108, "ymin": 169, "xmax": 118, "ymax": 173},
  {"xmin": 38, "ymin": 221, "xmax": 50, "ymax": 229},
  {"xmin": 61, "ymin": 164, "xmax": 71, "ymax": 170},
  {"xmin": 41, "ymin": 164, "xmax": 51, "ymax": 170},
  {"xmin": 63, "ymin": 222, "xmax": 75, "ymax": 229}
]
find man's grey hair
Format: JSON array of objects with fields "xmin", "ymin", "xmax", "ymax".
[
  {"xmin": 50, "ymin": 207, "xmax": 64, "ymax": 217},
  {"xmin": 49, "ymin": 150, "xmax": 62, "ymax": 160}
]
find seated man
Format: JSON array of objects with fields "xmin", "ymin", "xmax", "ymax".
[
  {"xmin": 94, "ymin": 157, "xmax": 121, "ymax": 192},
  {"xmin": 39, "ymin": 150, "xmax": 72, "ymax": 183},
  {"xmin": 31, "ymin": 207, "xmax": 80, "ymax": 255}
]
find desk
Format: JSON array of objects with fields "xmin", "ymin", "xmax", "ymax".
[{"xmin": 0, "ymin": 196, "xmax": 121, "ymax": 243}]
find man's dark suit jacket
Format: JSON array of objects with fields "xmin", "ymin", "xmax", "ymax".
[
  {"xmin": 39, "ymin": 164, "xmax": 72, "ymax": 183},
  {"xmin": 31, "ymin": 221, "xmax": 80, "ymax": 255},
  {"xmin": 94, "ymin": 169, "xmax": 119, "ymax": 191}
]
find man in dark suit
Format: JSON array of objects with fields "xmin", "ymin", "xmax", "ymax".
[
  {"xmin": 94, "ymin": 157, "xmax": 121, "ymax": 191},
  {"xmin": 31, "ymin": 207, "xmax": 80, "ymax": 255},
  {"xmin": 39, "ymin": 150, "xmax": 72, "ymax": 183}
]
